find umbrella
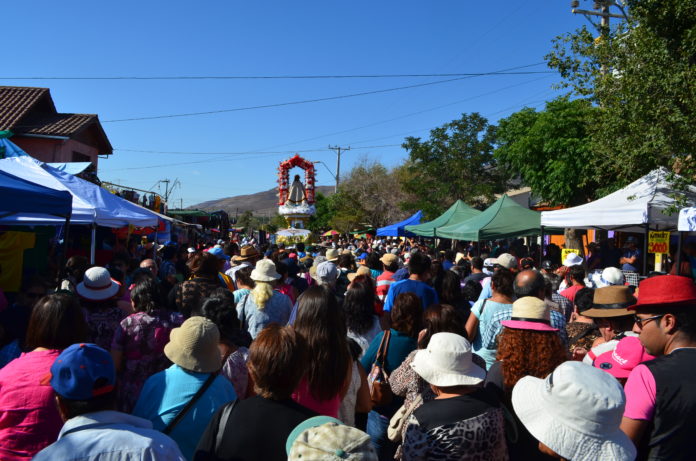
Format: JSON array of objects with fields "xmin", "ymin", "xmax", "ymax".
[
  {"xmin": 277, "ymin": 228, "xmax": 312, "ymax": 237},
  {"xmin": 322, "ymin": 230, "xmax": 340, "ymax": 237}
]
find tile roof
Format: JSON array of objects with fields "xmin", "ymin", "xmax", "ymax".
[
  {"xmin": 0, "ymin": 86, "xmax": 52, "ymax": 131},
  {"xmin": 22, "ymin": 113, "xmax": 98, "ymax": 137}
]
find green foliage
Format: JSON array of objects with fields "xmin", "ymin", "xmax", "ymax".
[
  {"xmin": 400, "ymin": 113, "xmax": 505, "ymax": 219},
  {"xmin": 494, "ymin": 97, "xmax": 597, "ymax": 206},
  {"xmin": 307, "ymin": 192, "xmax": 339, "ymax": 231},
  {"xmin": 236, "ymin": 210, "xmax": 258, "ymax": 231}
]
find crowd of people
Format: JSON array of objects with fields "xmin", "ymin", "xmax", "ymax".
[{"xmin": 0, "ymin": 233, "xmax": 694, "ymax": 460}]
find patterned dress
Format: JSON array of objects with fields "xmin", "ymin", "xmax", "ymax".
[
  {"xmin": 111, "ymin": 310, "xmax": 183, "ymax": 412},
  {"xmin": 221, "ymin": 346, "xmax": 250, "ymax": 399},
  {"xmin": 83, "ymin": 305, "xmax": 127, "ymax": 351}
]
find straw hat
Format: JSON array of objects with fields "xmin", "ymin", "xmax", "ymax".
[
  {"xmin": 502, "ymin": 296, "xmax": 558, "ymax": 332},
  {"xmin": 76, "ymin": 267, "xmax": 120, "ymax": 301},
  {"xmin": 325, "ymin": 249, "xmax": 340, "ymax": 262},
  {"xmin": 379, "ymin": 253, "xmax": 398, "ymax": 266},
  {"xmin": 583, "ymin": 286, "xmax": 636, "ymax": 318},
  {"xmin": 232, "ymin": 245, "xmax": 260, "ymax": 263},
  {"xmin": 563, "ymin": 252, "xmax": 583, "ymax": 267},
  {"xmin": 347, "ymin": 265, "xmax": 371, "ymax": 282},
  {"xmin": 410, "ymin": 333, "xmax": 485, "ymax": 387},
  {"xmin": 251, "ymin": 259, "xmax": 281, "ymax": 282},
  {"xmin": 512, "ymin": 361, "xmax": 635, "ymax": 461},
  {"xmin": 164, "ymin": 317, "xmax": 222, "ymax": 373}
]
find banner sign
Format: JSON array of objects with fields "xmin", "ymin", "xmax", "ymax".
[{"xmin": 648, "ymin": 231, "xmax": 670, "ymax": 254}]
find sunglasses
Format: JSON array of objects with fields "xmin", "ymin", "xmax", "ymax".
[{"xmin": 633, "ymin": 314, "xmax": 664, "ymax": 329}]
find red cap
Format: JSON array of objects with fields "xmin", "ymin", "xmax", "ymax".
[{"xmin": 629, "ymin": 275, "xmax": 696, "ymax": 310}]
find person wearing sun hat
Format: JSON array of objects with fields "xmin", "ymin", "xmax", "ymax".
[
  {"xmin": 133, "ymin": 317, "xmax": 236, "ymax": 460},
  {"xmin": 236, "ymin": 258, "xmax": 293, "ymax": 339},
  {"xmin": 286, "ymin": 416, "xmax": 377, "ymax": 460},
  {"xmin": 77, "ymin": 266, "xmax": 127, "ymax": 351},
  {"xmin": 594, "ymin": 335, "xmax": 654, "ymax": 386},
  {"xmin": 401, "ymin": 332, "xmax": 508, "ymax": 460},
  {"xmin": 620, "ymin": 275, "xmax": 696, "ymax": 460},
  {"xmin": 512, "ymin": 361, "xmax": 636, "ymax": 461},
  {"xmin": 33, "ymin": 343, "xmax": 185, "ymax": 461}
]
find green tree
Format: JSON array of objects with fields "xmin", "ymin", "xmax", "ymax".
[
  {"xmin": 400, "ymin": 113, "xmax": 505, "ymax": 219},
  {"xmin": 307, "ymin": 192, "xmax": 338, "ymax": 232}
]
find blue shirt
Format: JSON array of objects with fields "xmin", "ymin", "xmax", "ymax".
[
  {"xmin": 33, "ymin": 410, "xmax": 185, "ymax": 461},
  {"xmin": 622, "ymin": 248, "xmax": 641, "ymax": 272},
  {"xmin": 360, "ymin": 328, "xmax": 417, "ymax": 376},
  {"xmin": 383, "ymin": 279, "xmax": 439, "ymax": 312},
  {"xmin": 236, "ymin": 291, "xmax": 293, "ymax": 339},
  {"xmin": 133, "ymin": 365, "xmax": 236, "ymax": 460}
]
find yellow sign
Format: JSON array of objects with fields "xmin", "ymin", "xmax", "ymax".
[
  {"xmin": 561, "ymin": 249, "xmax": 581, "ymax": 262},
  {"xmin": 648, "ymin": 231, "xmax": 670, "ymax": 254}
]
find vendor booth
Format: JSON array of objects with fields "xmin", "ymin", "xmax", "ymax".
[
  {"xmin": 405, "ymin": 200, "xmax": 481, "ymax": 237},
  {"xmin": 376, "ymin": 211, "xmax": 423, "ymax": 237}
]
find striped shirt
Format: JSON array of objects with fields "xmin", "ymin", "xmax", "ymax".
[{"xmin": 376, "ymin": 271, "xmax": 395, "ymax": 302}]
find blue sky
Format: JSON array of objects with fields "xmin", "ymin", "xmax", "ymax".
[{"xmin": 2, "ymin": 1, "xmax": 589, "ymax": 207}]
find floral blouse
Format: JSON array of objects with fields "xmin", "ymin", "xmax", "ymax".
[{"xmin": 222, "ymin": 346, "xmax": 250, "ymax": 399}]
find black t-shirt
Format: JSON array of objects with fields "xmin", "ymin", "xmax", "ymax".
[
  {"xmin": 193, "ymin": 396, "xmax": 317, "ymax": 461},
  {"xmin": 463, "ymin": 272, "xmax": 487, "ymax": 284}
]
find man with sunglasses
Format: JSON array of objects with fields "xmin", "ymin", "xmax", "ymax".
[{"xmin": 620, "ymin": 275, "xmax": 696, "ymax": 460}]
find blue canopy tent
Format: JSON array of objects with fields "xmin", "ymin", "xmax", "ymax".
[
  {"xmin": 376, "ymin": 210, "xmax": 423, "ymax": 237},
  {"xmin": 0, "ymin": 170, "xmax": 72, "ymax": 219}
]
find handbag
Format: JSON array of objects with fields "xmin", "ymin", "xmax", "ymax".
[
  {"xmin": 367, "ymin": 329, "xmax": 393, "ymax": 406},
  {"xmin": 387, "ymin": 393, "xmax": 423, "ymax": 442}
]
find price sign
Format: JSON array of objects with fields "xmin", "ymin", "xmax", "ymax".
[
  {"xmin": 561, "ymin": 249, "xmax": 581, "ymax": 262},
  {"xmin": 648, "ymin": 231, "xmax": 670, "ymax": 254}
]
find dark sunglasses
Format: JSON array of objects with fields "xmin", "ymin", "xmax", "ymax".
[{"xmin": 633, "ymin": 314, "xmax": 664, "ymax": 329}]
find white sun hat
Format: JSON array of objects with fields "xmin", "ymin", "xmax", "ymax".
[
  {"xmin": 511, "ymin": 361, "xmax": 636, "ymax": 461},
  {"xmin": 75, "ymin": 267, "xmax": 120, "ymax": 301},
  {"xmin": 563, "ymin": 252, "xmax": 584, "ymax": 267},
  {"xmin": 251, "ymin": 259, "xmax": 281, "ymax": 282},
  {"xmin": 591, "ymin": 267, "xmax": 625, "ymax": 288},
  {"xmin": 410, "ymin": 332, "xmax": 486, "ymax": 387}
]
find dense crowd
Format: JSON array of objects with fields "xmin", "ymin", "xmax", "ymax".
[{"xmin": 0, "ymin": 235, "xmax": 694, "ymax": 461}]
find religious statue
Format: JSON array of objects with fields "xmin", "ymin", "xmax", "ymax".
[{"xmin": 287, "ymin": 174, "xmax": 306, "ymax": 205}]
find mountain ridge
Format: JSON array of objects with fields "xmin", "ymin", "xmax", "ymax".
[{"xmin": 191, "ymin": 185, "xmax": 335, "ymax": 216}]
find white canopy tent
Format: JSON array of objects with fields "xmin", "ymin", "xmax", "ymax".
[
  {"xmin": 678, "ymin": 208, "xmax": 696, "ymax": 232},
  {"xmin": 541, "ymin": 168, "xmax": 696, "ymax": 232}
]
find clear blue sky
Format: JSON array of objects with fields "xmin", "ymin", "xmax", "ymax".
[{"xmin": 2, "ymin": 1, "xmax": 589, "ymax": 208}]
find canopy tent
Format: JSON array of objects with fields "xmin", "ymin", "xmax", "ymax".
[
  {"xmin": 679, "ymin": 208, "xmax": 696, "ymax": 232},
  {"xmin": 0, "ymin": 169, "xmax": 72, "ymax": 219},
  {"xmin": 0, "ymin": 156, "xmax": 158, "ymax": 228},
  {"xmin": 0, "ymin": 135, "xmax": 32, "ymax": 159},
  {"xmin": 46, "ymin": 162, "xmax": 92, "ymax": 175},
  {"xmin": 376, "ymin": 211, "xmax": 423, "ymax": 237},
  {"xmin": 404, "ymin": 200, "xmax": 481, "ymax": 237},
  {"xmin": 277, "ymin": 228, "xmax": 312, "ymax": 237},
  {"xmin": 541, "ymin": 168, "xmax": 696, "ymax": 232},
  {"xmin": 436, "ymin": 195, "xmax": 541, "ymax": 241}
]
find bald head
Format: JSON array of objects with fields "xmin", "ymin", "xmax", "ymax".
[
  {"xmin": 514, "ymin": 269, "xmax": 545, "ymax": 300},
  {"xmin": 140, "ymin": 259, "xmax": 158, "ymax": 277}
]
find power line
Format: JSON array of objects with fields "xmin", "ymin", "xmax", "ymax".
[{"xmin": 112, "ymin": 144, "xmax": 397, "ymax": 155}]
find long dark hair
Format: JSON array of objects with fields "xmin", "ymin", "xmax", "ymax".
[
  {"xmin": 293, "ymin": 285, "xmax": 350, "ymax": 401},
  {"xmin": 25, "ymin": 293, "xmax": 88, "ymax": 350},
  {"xmin": 130, "ymin": 279, "xmax": 164, "ymax": 314},
  {"xmin": 343, "ymin": 278, "xmax": 375, "ymax": 335}
]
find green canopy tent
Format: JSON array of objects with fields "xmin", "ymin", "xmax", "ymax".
[
  {"xmin": 435, "ymin": 195, "xmax": 541, "ymax": 241},
  {"xmin": 404, "ymin": 200, "xmax": 481, "ymax": 237}
]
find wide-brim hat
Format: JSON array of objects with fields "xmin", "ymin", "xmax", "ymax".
[
  {"xmin": 76, "ymin": 267, "xmax": 121, "ymax": 301},
  {"xmin": 251, "ymin": 259, "xmax": 281, "ymax": 282},
  {"xmin": 164, "ymin": 317, "xmax": 222, "ymax": 373},
  {"xmin": 591, "ymin": 267, "xmax": 625, "ymax": 288},
  {"xmin": 287, "ymin": 417, "xmax": 377, "ymax": 461},
  {"xmin": 410, "ymin": 332, "xmax": 485, "ymax": 387},
  {"xmin": 325, "ymin": 249, "xmax": 340, "ymax": 262},
  {"xmin": 379, "ymin": 253, "xmax": 398, "ymax": 266},
  {"xmin": 563, "ymin": 252, "xmax": 583, "ymax": 267},
  {"xmin": 502, "ymin": 296, "xmax": 558, "ymax": 332},
  {"xmin": 512, "ymin": 362, "xmax": 636, "ymax": 461},
  {"xmin": 233, "ymin": 245, "xmax": 260, "ymax": 262},
  {"xmin": 347, "ymin": 265, "xmax": 371, "ymax": 282},
  {"xmin": 629, "ymin": 275, "xmax": 696, "ymax": 310},
  {"xmin": 583, "ymin": 285, "xmax": 636, "ymax": 318}
]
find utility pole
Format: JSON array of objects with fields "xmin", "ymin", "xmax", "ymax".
[
  {"xmin": 328, "ymin": 145, "xmax": 350, "ymax": 193},
  {"xmin": 158, "ymin": 179, "xmax": 180, "ymax": 203},
  {"xmin": 570, "ymin": 0, "xmax": 626, "ymax": 35}
]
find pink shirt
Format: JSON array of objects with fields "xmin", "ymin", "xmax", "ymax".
[
  {"xmin": 623, "ymin": 364, "xmax": 657, "ymax": 421},
  {"xmin": 292, "ymin": 378, "xmax": 341, "ymax": 418},
  {"xmin": 0, "ymin": 350, "xmax": 63, "ymax": 460}
]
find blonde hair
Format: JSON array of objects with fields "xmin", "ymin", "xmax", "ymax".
[{"xmin": 251, "ymin": 281, "xmax": 274, "ymax": 310}]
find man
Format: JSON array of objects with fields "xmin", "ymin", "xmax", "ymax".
[
  {"xmin": 559, "ymin": 265, "xmax": 586, "ymax": 304},
  {"xmin": 225, "ymin": 245, "xmax": 259, "ymax": 286},
  {"xmin": 463, "ymin": 257, "xmax": 486, "ymax": 284},
  {"xmin": 621, "ymin": 275, "xmax": 696, "ymax": 460},
  {"xmin": 477, "ymin": 253, "xmax": 518, "ymax": 302},
  {"xmin": 620, "ymin": 236, "xmax": 641, "ymax": 272},
  {"xmin": 139, "ymin": 259, "xmax": 158, "ymax": 279},
  {"xmin": 34, "ymin": 343, "xmax": 184, "ymax": 460},
  {"xmin": 207, "ymin": 247, "xmax": 235, "ymax": 290},
  {"xmin": 382, "ymin": 252, "xmax": 438, "ymax": 325},
  {"xmin": 441, "ymin": 250, "xmax": 455, "ymax": 271},
  {"xmin": 375, "ymin": 253, "xmax": 398, "ymax": 303},
  {"xmin": 581, "ymin": 285, "xmax": 638, "ymax": 365}
]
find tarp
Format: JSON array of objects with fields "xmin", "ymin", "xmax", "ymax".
[
  {"xmin": 46, "ymin": 162, "xmax": 92, "ymax": 175},
  {"xmin": 0, "ymin": 136, "xmax": 30, "ymax": 159},
  {"xmin": 376, "ymin": 211, "xmax": 423, "ymax": 237},
  {"xmin": 679, "ymin": 208, "xmax": 696, "ymax": 232},
  {"xmin": 404, "ymin": 200, "xmax": 481, "ymax": 237},
  {"xmin": 541, "ymin": 168, "xmax": 696, "ymax": 232},
  {"xmin": 0, "ymin": 156, "xmax": 158, "ymax": 228},
  {"xmin": 436, "ymin": 195, "xmax": 541, "ymax": 241},
  {"xmin": 0, "ymin": 169, "xmax": 72, "ymax": 218}
]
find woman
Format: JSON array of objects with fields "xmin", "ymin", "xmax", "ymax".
[
  {"xmin": 0, "ymin": 294, "xmax": 88, "ymax": 460},
  {"xmin": 133, "ymin": 317, "xmax": 236, "ymax": 460},
  {"xmin": 78, "ymin": 266, "xmax": 127, "ymax": 350},
  {"xmin": 232, "ymin": 265, "xmax": 254, "ymax": 303},
  {"xmin": 344, "ymin": 277, "xmax": 382, "ymax": 357},
  {"xmin": 402, "ymin": 332, "xmax": 508, "ymax": 460},
  {"xmin": 174, "ymin": 252, "xmax": 225, "ymax": 317},
  {"xmin": 487, "ymin": 296, "xmax": 567, "ymax": 461},
  {"xmin": 201, "ymin": 294, "xmax": 251, "ymax": 399},
  {"xmin": 236, "ymin": 259, "xmax": 293, "ymax": 339},
  {"xmin": 274, "ymin": 259, "xmax": 298, "ymax": 303},
  {"xmin": 110, "ymin": 279, "xmax": 183, "ymax": 413},
  {"xmin": 565, "ymin": 287, "xmax": 600, "ymax": 361},
  {"xmin": 360, "ymin": 292, "xmax": 422, "ymax": 460},
  {"xmin": 292, "ymin": 286, "xmax": 352, "ymax": 417},
  {"xmin": 438, "ymin": 270, "xmax": 471, "ymax": 319},
  {"xmin": 466, "ymin": 269, "xmax": 515, "ymax": 369},
  {"xmin": 194, "ymin": 324, "xmax": 316, "ymax": 461}
]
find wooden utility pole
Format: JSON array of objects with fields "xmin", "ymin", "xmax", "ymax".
[{"xmin": 328, "ymin": 145, "xmax": 350, "ymax": 193}]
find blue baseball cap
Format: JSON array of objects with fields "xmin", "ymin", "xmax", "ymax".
[
  {"xmin": 49, "ymin": 343, "xmax": 116, "ymax": 400},
  {"xmin": 357, "ymin": 252, "xmax": 369, "ymax": 261},
  {"xmin": 207, "ymin": 247, "xmax": 231, "ymax": 260}
]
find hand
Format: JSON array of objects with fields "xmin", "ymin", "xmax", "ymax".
[{"xmin": 417, "ymin": 328, "xmax": 427, "ymax": 345}]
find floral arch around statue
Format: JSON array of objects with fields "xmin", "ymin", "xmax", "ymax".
[{"xmin": 277, "ymin": 154, "xmax": 316, "ymax": 228}]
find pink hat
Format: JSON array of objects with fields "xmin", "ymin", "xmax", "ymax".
[
  {"xmin": 502, "ymin": 297, "xmax": 558, "ymax": 332},
  {"xmin": 594, "ymin": 336, "xmax": 654, "ymax": 378}
]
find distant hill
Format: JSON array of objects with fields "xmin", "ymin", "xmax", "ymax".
[{"xmin": 192, "ymin": 185, "xmax": 335, "ymax": 216}]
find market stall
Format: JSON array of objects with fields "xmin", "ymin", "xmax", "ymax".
[
  {"xmin": 376, "ymin": 211, "xmax": 423, "ymax": 237},
  {"xmin": 404, "ymin": 200, "xmax": 481, "ymax": 237}
]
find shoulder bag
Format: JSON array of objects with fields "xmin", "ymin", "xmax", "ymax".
[
  {"xmin": 163, "ymin": 373, "xmax": 217, "ymax": 434},
  {"xmin": 367, "ymin": 329, "xmax": 393, "ymax": 406}
]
